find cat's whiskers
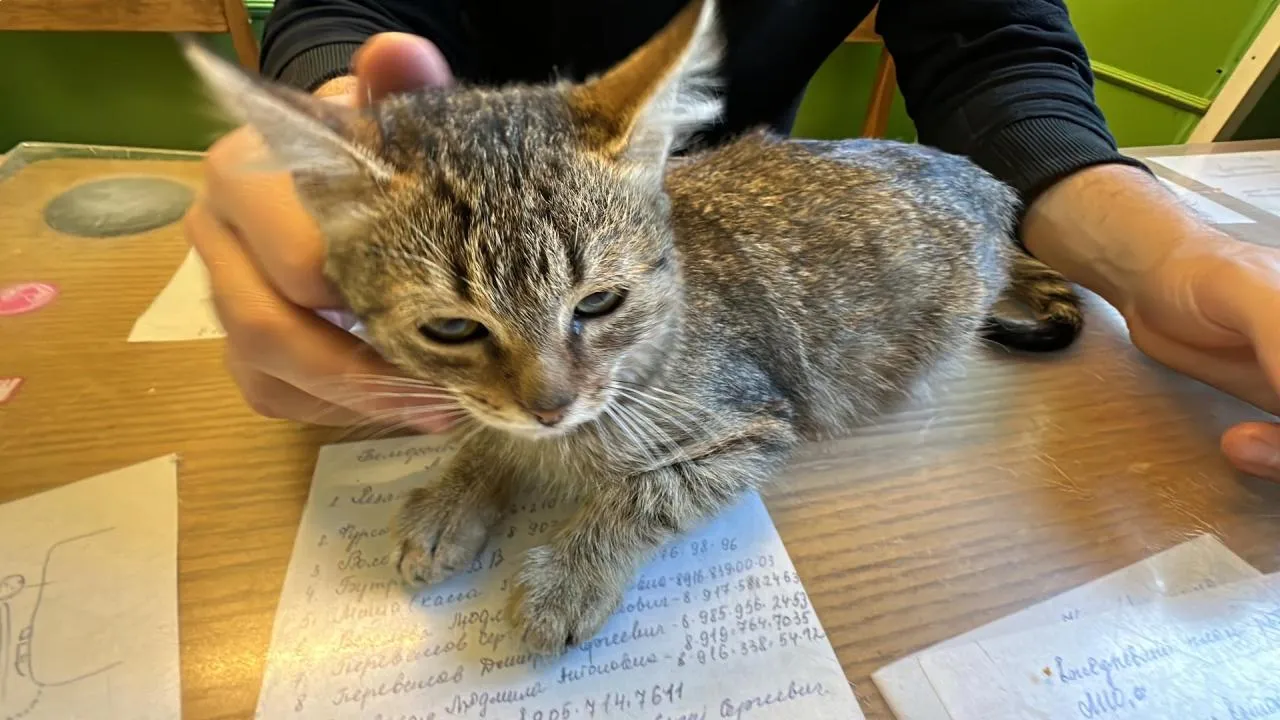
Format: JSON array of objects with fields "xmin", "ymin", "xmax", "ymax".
[
  {"xmin": 334, "ymin": 403, "xmax": 468, "ymax": 443},
  {"xmin": 615, "ymin": 381, "xmax": 715, "ymax": 424},
  {"xmin": 610, "ymin": 384, "xmax": 710, "ymax": 446},
  {"xmin": 328, "ymin": 373, "xmax": 452, "ymax": 391},
  {"xmin": 452, "ymin": 418, "xmax": 485, "ymax": 448},
  {"xmin": 338, "ymin": 391, "xmax": 461, "ymax": 403},
  {"xmin": 611, "ymin": 399, "xmax": 687, "ymax": 463},
  {"xmin": 603, "ymin": 402, "xmax": 663, "ymax": 471}
]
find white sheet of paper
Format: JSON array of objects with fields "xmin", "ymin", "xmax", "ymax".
[
  {"xmin": 128, "ymin": 249, "xmax": 225, "ymax": 342},
  {"xmin": 1157, "ymin": 176, "xmax": 1255, "ymax": 225},
  {"xmin": 128, "ymin": 250, "xmax": 370, "ymax": 343},
  {"xmin": 872, "ymin": 534, "xmax": 1260, "ymax": 719},
  {"xmin": 915, "ymin": 570, "xmax": 1280, "ymax": 719},
  {"xmin": 255, "ymin": 435, "xmax": 864, "ymax": 720},
  {"xmin": 0, "ymin": 455, "xmax": 181, "ymax": 720},
  {"xmin": 1149, "ymin": 150, "xmax": 1280, "ymax": 218}
]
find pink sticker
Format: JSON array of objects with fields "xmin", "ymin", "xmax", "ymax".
[
  {"xmin": 0, "ymin": 282, "xmax": 58, "ymax": 316},
  {"xmin": 0, "ymin": 377, "xmax": 22, "ymax": 405}
]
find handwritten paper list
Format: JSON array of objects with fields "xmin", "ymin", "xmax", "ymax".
[
  {"xmin": 872, "ymin": 534, "xmax": 1261, "ymax": 719},
  {"xmin": 914, "ymin": 570, "xmax": 1280, "ymax": 720},
  {"xmin": 255, "ymin": 435, "xmax": 864, "ymax": 720}
]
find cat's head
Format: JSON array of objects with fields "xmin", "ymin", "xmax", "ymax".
[{"xmin": 185, "ymin": 0, "xmax": 722, "ymax": 438}]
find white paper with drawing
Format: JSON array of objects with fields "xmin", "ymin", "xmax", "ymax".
[
  {"xmin": 256, "ymin": 435, "xmax": 864, "ymax": 719},
  {"xmin": 1149, "ymin": 150, "xmax": 1280, "ymax": 218},
  {"xmin": 872, "ymin": 534, "xmax": 1260, "ymax": 719},
  {"xmin": 0, "ymin": 454, "xmax": 181, "ymax": 720},
  {"xmin": 913, "ymin": 570, "xmax": 1280, "ymax": 720}
]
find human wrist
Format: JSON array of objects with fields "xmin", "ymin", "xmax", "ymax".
[{"xmin": 1020, "ymin": 163, "xmax": 1212, "ymax": 312}]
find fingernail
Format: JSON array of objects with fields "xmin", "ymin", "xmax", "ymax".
[{"xmin": 1235, "ymin": 434, "xmax": 1280, "ymax": 469}]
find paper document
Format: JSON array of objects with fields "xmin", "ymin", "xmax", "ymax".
[
  {"xmin": 872, "ymin": 534, "xmax": 1260, "ymax": 719},
  {"xmin": 0, "ymin": 455, "xmax": 181, "ymax": 720},
  {"xmin": 1157, "ymin": 176, "xmax": 1255, "ymax": 225},
  {"xmin": 1149, "ymin": 150, "xmax": 1280, "ymax": 218},
  {"xmin": 915, "ymin": 570, "xmax": 1280, "ymax": 719},
  {"xmin": 255, "ymin": 435, "xmax": 864, "ymax": 719},
  {"xmin": 129, "ymin": 249, "xmax": 225, "ymax": 342},
  {"xmin": 129, "ymin": 249, "xmax": 368, "ymax": 342}
]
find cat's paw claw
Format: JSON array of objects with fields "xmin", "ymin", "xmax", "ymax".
[
  {"xmin": 507, "ymin": 546, "xmax": 623, "ymax": 656},
  {"xmin": 392, "ymin": 484, "xmax": 495, "ymax": 588}
]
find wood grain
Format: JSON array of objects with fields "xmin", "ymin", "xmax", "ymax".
[
  {"xmin": 0, "ymin": 0, "xmax": 229, "ymax": 32},
  {"xmin": 2, "ymin": 151, "xmax": 1280, "ymax": 720}
]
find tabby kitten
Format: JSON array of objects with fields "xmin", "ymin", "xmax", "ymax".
[{"xmin": 183, "ymin": 0, "xmax": 1081, "ymax": 655}]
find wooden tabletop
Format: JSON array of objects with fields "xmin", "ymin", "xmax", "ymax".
[{"xmin": 2, "ymin": 142, "xmax": 1280, "ymax": 720}]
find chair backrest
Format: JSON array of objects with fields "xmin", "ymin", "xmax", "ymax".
[
  {"xmin": 844, "ymin": 6, "xmax": 897, "ymax": 138},
  {"xmin": 0, "ymin": 0, "xmax": 259, "ymax": 70}
]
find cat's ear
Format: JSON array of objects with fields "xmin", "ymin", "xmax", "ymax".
[
  {"xmin": 570, "ymin": 0, "xmax": 723, "ymax": 167},
  {"xmin": 179, "ymin": 36, "xmax": 391, "ymax": 233}
]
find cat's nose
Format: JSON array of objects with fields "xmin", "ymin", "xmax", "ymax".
[{"xmin": 528, "ymin": 394, "xmax": 577, "ymax": 426}]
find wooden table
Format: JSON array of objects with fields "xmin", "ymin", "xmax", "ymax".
[{"xmin": 2, "ymin": 140, "xmax": 1279, "ymax": 720}]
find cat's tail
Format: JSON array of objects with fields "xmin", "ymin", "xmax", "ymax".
[{"xmin": 980, "ymin": 253, "xmax": 1084, "ymax": 352}]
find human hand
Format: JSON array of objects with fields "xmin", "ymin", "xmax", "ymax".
[
  {"xmin": 185, "ymin": 33, "xmax": 454, "ymax": 429},
  {"xmin": 1120, "ymin": 232, "xmax": 1280, "ymax": 479},
  {"xmin": 1023, "ymin": 163, "xmax": 1280, "ymax": 481}
]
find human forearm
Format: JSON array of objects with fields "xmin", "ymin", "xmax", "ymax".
[{"xmin": 1021, "ymin": 163, "xmax": 1224, "ymax": 310}]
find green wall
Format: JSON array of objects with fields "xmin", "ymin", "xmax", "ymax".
[{"xmin": 1, "ymin": 0, "xmax": 1277, "ymax": 153}]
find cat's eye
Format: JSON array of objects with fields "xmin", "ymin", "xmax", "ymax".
[
  {"xmin": 419, "ymin": 318, "xmax": 487, "ymax": 344},
  {"xmin": 574, "ymin": 290, "xmax": 625, "ymax": 318}
]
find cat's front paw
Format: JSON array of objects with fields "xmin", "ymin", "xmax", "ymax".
[
  {"xmin": 507, "ymin": 546, "xmax": 626, "ymax": 655},
  {"xmin": 392, "ymin": 480, "xmax": 502, "ymax": 588}
]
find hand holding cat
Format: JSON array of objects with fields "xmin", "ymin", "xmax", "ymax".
[
  {"xmin": 1124, "ymin": 236, "xmax": 1280, "ymax": 480},
  {"xmin": 184, "ymin": 33, "xmax": 454, "ymax": 429},
  {"xmin": 1025, "ymin": 163, "xmax": 1280, "ymax": 482}
]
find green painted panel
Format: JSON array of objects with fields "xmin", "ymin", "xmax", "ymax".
[
  {"xmin": 1065, "ymin": 0, "xmax": 1278, "ymax": 99},
  {"xmin": 790, "ymin": 43, "xmax": 915, "ymax": 142},
  {"xmin": 1093, "ymin": 82, "xmax": 1198, "ymax": 148},
  {"xmin": 0, "ymin": 31, "xmax": 236, "ymax": 152}
]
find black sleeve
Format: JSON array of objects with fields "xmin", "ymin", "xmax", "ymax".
[
  {"xmin": 876, "ymin": 0, "xmax": 1150, "ymax": 206},
  {"xmin": 260, "ymin": 0, "xmax": 471, "ymax": 92}
]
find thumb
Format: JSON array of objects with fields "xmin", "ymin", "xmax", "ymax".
[
  {"xmin": 354, "ymin": 32, "xmax": 453, "ymax": 106},
  {"xmin": 1222, "ymin": 422, "xmax": 1280, "ymax": 481}
]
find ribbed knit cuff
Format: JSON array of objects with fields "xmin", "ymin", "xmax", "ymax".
[
  {"xmin": 977, "ymin": 116, "xmax": 1153, "ymax": 208},
  {"xmin": 273, "ymin": 42, "xmax": 364, "ymax": 93}
]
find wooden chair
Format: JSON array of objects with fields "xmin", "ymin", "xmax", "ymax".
[
  {"xmin": 846, "ymin": 6, "xmax": 897, "ymax": 138},
  {"xmin": 0, "ymin": 0, "xmax": 259, "ymax": 71}
]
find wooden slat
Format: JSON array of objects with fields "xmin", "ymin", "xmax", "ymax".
[
  {"xmin": 221, "ymin": 0, "xmax": 261, "ymax": 70},
  {"xmin": 846, "ymin": 6, "xmax": 881, "ymax": 43},
  {"xmin": 861, "ymin": 47, "xmax": 897, "ymax": 137},
  {"xmin": 1190, "ymin": 4, "xmax": 1280, "ymax": 142},
  {"xmin": 0, "ymin": 0, "xmax": 228, "ymax": 32}
]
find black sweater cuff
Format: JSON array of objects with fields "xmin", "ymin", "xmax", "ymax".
[
  {"xmin": 978, "ymin": 116, "xmax": 1152, "ymax": 205},
  {"xmin": 271, "ymin": 42, "xmax": 364, "ymax": 93}
]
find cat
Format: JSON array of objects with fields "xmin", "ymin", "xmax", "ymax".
[{"xmin": 181, "ymin": 0, "xmax": 1082, "ymax": 656}]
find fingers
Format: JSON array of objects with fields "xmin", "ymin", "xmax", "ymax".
[
  {"xmin": 224, "ymin": 351, "xmax": 365, "ymax": 427},
  {"xmin": 1222, "ymin": 422, "xmax": 1280, "ymax": 481},
  {"xmin": 202, "ymin": 127, "xmax": 344, "ymax": 309},
  {"xmin": 185, "ymin": 195, "xmax": 458, "ymax": 433},
  {"xmin": 354, "ymin": 32, "xmax": 454, "ymax": 105}
]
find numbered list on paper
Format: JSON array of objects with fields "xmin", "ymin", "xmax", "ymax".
[{"xmin": 255, "ymin": 435, "xmax": 864, "ymax": 720}]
